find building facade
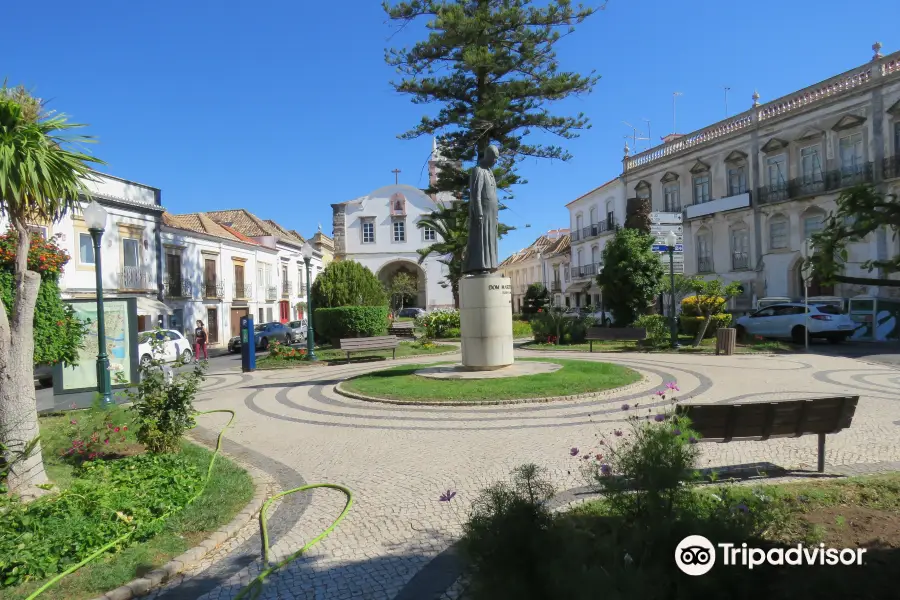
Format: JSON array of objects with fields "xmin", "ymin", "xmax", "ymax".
[
  {"xmin": 618, "ymin": 46, "xmax": 900, "ymax": 312},
  {"xmin": 498, "ymin": 229, "xmax": 571, "ymax": 311},
  {"xmin": 331, "ymin": 183, "xmax": 455, "ymax": 309},
  {"xmin": 565, "ymin": 178, "xmax": 626, "ymax": 308}
]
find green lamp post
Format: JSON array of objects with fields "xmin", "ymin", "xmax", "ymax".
[
  {"xmin": 665, "ymin": 230, "xmax": 680, "ymax": 349},
  {"xmin": 302, "ymin": 241, "xmax": 318, "ymax": 361},
  {"xmin": 84, "ymin": 200, "xmax": 113, "ymax": 406}
]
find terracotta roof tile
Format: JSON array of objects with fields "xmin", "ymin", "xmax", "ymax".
[{"xmin": 163, "ymin": 212, "xmax": 241, "ymax": 242}]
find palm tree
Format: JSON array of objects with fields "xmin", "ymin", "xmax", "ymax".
[
  {"xmin": 416, "ymin": 202, "xmax": 468, "ymax": 307},
  {"xmin": 0, "ymin": 85, "xmax": 102, "ymax": 493}
]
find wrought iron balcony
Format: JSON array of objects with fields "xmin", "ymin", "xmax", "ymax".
[
  {"xmin": 551, "ymin": 281, "xmax": 562, "ymax": 292},
  {"xmin": 573, "ymin": 220, "xmax": 615, "ymax": 244},
  {"xmin": 203, "ymin": 281, "xmax": 224, "ymax": 298},
  {"xmin": 698, "ymin": 257, "xmax": 713, "ymax": 273},
  {"xmin": 298, "ymin": 283, "xmax": 307, "ymax": 296},
  {"xmin": 732, "ymin": 253, "xmax": 750, "ymax": 270},
  {"xmin": 266, "ymin": 286, "xmax": 278, "ymax": 301},
  {"xmin": 884, "ymin": 155, "xmax": 900, "ymax": 180},
  {"xmin": 570, "ymin": 263, "xmax": 601, "ymax": 279},
  {"xmin": 281, "ymin": 282, "xmax": 292, "ymax": 298},
  {"xmin": 233, "ymin": 282, "xmax": 252, "ymax": 300},
  {"xmin": 164, "ymin": 278, "xmax": 191, "ymax": 298},
  {"xmin": 119, "ymin": 267, "xmax": 152, "ymax": 290},
  {"xmin": 757, "ymin": 163, "xmax": 874, "ymax": 205}
]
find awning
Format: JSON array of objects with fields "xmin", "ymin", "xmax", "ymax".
[
  {"xmin": 136, "ymin": 296, "xmax": 173, "ymax": 317},
  {"xmin": 566, "ymin": 282, "xmax": 591, "ymax": 293}
]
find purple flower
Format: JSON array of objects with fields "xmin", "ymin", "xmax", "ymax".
[
  {"xmin": 655, "ymin": 390, "xmax": 665, "ymax": 397},
  {"xmin": 600, "ymin": 464, "xmax": 612, "ymax": 476},
  {"xmin": 621, "ymin": 403, "xmax": 630, "ymax": 411},
  {"xmin": 735, "ymin": 503, "xmax": 749, "ymax": 514},
  {"xmin": 688, "ymin": 436, "xmax": 698, "ymax": 444},
  {"xmin": 614, "ymin": 429, "xmax": 623, "ymax": 437},
  {"xmin": 672, "ymin": 429, "xmax": 682, "ymax": 436},
  {"xmin": 666, "ymin": 382, "xmax": 680, "ymax": 392},
  {"xmin": 570, "ymin": 447, "xmax": 579, "ymax": 456},
  {"xmin": 70, "ymin": 420, "xmax": 77, "ymax": 425},
  {"xmin": 439, "ymin": 490, "xmax": 457, "ymax": 502},
  {"xmin": 654, "ymin": 414, "xmax": 666, "ymax": 422}
]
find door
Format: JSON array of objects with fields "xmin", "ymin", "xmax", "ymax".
[
  {"xmin": 231, "ymin": 307, "xmax": 248, "ymax": 338},
  {"xmin": 279, "ymin": 300, "xmax": 289, "ymax": 323},
  {"xmin": 745, "ymin": 307, "xmax": 776, "ymax": 336},
  {"xmin": 204, "ymin": 259, "xmax": 217, "ymax": 296},
  {"xmin": 207, "ymin": 308, "xmax": 219, "ymax": 344},
  {"xmin": 170, "ymin": 308, "xmax": 184, "ymax": 334}
]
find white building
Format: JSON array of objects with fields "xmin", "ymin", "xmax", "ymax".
[
  {"xmin": 0, "ymin": 171, "xmax": 170, "ymax": 331},
  {"xmin": 565, "ymin": 178, "xmax": 626, "ymax": 308},
  {"xmin": 499, "ymin": 229, "xmax": 570, "ymax": 312},
  {"xmin": 618, "ymin": 45, "xmax": 900, "ymax": 311},
  {"xmin": 331, "ymin": 184, "xmax": 455, "ymax": 309}
]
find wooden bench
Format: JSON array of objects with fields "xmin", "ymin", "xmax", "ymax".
[
  {"xmin": 676, "ymin": 395, "xmax": 859, "ymax": 473},
  {"xmin": 586, "ymin": 327, "xmax": 647, "ymax": 351},
  {"xmin": 338, "ymin": 336, "xmax": 400, "ymax": 363},
  {"xmin": 388, "ymin": 321, "xmax": 415, "ymax": 336}
]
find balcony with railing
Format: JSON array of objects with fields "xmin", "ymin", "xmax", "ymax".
[
  {"xmin": 119, "ymin": 267, "xmax": 153, "ymax": 290},
  {"xmin": 697, "ymin": 257, "xmax": 713, "ymax": 273},
  {"xmin": 571, "ymin": 219, "xmax": 615, "ymax": 243},
  {"xmin": 203, "ymin": 280, "xmax": 224, "ymax": 299},
  {"xmin": 266, "ymin": 286, "xmax": 278, "ymax": 301},
  {"xmin": 732, "ymin": 253, "xmax": 750, "ymax": 271},
  {"xmin": 570, "ymin": 263, "xmax": 602, "ymax": 279},
  {"xmin": 281, "ymin": 282, "xmax": 292, "ymax": 298},
  {"xmin": 757, "ymin": 163, "xmax": 874, "ymax": 205},
  {"xmin": 164, "ymin": 278, "xmax": 191, "ymax": 298},
  {"xmin": 883, "ymin": 155, "xmax": 899, "ymax": 180},
  {"xmin": 233, "ymin": 282, "xmax": 252, "ymax": 300},
  {"xmin": 297, "ymin": 283, "xmax": 307, "ymax": 296},
  {"xmin": 551, "ymin": 280, "xmax": 562, "ymax": 292}
]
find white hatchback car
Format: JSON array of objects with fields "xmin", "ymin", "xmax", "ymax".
[
  {"xmin": 138, "ymin": 330, "xmax": 193, "ymax": 367},
  {"xmin": 734, "ymin": 303, "xmax": 857, "ymax": 344}
]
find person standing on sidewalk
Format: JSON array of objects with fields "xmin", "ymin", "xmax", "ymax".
[{"xmin": 194, "ymin": 319, "xmax": 209, "ymax": 362}]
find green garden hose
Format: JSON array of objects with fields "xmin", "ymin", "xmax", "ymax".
[{"xmin": 25, "ymin": 409, "xmax": 353, "ymax": 600}]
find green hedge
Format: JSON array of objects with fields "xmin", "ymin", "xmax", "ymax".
[
  {"xmin": 530, "ymin": 313, "xmax": 594, "ymax": 344},
  {"xmin": 633, "ymin": 314, "xmax": 669, "ymax": 346},
  {"xmin": 679, "ymin": 314, "xmax": 732, "ymax": 338},
  {"xmin": 315, "ymin": 306, "xmax": 389, "ymax": 343}
]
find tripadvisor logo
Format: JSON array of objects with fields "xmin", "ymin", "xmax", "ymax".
[{"xmin": 675, "ymin": 535, "xmax": 866, "ymax": 576}]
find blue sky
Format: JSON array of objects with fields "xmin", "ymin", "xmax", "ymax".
[{"xmin": 1, "ymin": 0, "xmax": 895, "ymax": 257}]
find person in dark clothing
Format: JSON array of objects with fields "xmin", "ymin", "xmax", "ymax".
[{"xmin": 194, "ymin": 320, "xmax": 208, "ymax": 362}]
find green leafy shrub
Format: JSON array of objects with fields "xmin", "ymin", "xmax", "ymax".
[
  {"xmin": 444, "ymin": 326, "xmax": 461, "ymax": 338},
  {"xmin": 415, "ymin": 308, "xmax": 460, "ymax": 338},
  {"xmin": 0, "ymin": 452, "xmax": 201, "ymax": 588},
  {"xmin": 127, "ymin": 338, "xmax": 205, "ymax": 453},
  {"xmin": 633, "ymin": 314, "xmax": 669, "ymax": 346},
  {"xmin": 530, "ymin": 310, "xmax": 594, "ymax": 344},
  {"xmin": 596, "ymin": 228, "xmax": 664, "ymax": 326},
  {"xmin": 512, "ymin": 320, "xmax": 532, "ymax": 338},
  {"xmin": 316, "ymin": 306, "xmax": 390, "ymax": 343},
  {"xmin": 681, "ymin": 294, "xmax": 727, "ymax": 317},
  {"xmin": 311, "ymin": 260, "xmax": 387, "ymax": 308},
  {"xmin": 62, "ymin": 399, "xmax": 133, "ymax": 462},
  {"xmin": 267, "ymin": 340, "xmax": 309, "ymax": 361},
  {"xmin": 680, "ymin": 313, "xmax": 732, "ymax": 338},
  {"xmin": 522, "ymin": 283, "xmax": 550, "ymax": 316}
]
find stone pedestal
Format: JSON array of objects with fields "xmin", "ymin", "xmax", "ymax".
[{"xmin": 459, "ymin": 274, "xmax": 514, "ymax": 370}]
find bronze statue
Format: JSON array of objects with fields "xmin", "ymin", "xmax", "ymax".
[{"xmin": 463, "ymin": 145, "xmax": 500, "ymax": 274}]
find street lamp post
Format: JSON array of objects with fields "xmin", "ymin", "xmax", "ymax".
[
  {"xmin": 84, "ymin": 201, "xmax": 113, "ymax": 406},
  {"xmin": 801, "ymin": 238, "xmax": 812, "ymax": 351},
  {"xmin": 665, "ymin": 230, "xmax": 679, "ymax": 349},
  {"xmin": 301, "ymin": 242, "xmax": 318, "ymax": 361}
]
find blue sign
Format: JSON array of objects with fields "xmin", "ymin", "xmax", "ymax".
[{"xmin": 652, "ymin": 244, "xmax": 683, "ymax": 252}]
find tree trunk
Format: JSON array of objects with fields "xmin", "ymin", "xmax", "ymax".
[
  {"xmin": 693, "ymin": 311, "xmax": 712, "ymax": 347},
  {"xmin": 0, "ymin": 224, "xmax": 48, "ymax": 493}
]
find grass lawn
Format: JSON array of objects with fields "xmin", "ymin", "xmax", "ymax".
[
  {"xmin": 571, "ymin": 473, "xmax": 900, "ymax": 599},
  {"xmin": 522, "ymin": 335, "xmax": 794, "ymax": 354},
  {"xmin": 256, "ymin": 340, "xmax": 457, "ymax": 369},
  {"xmin": 0, "ymin": 412, "xmax": 253, "ymax": 600},
  {"xmin": 341, "ymin": 357, "xmax": 641, "ymax": 402}
]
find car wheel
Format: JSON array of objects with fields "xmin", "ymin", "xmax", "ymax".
[
  {"xmin": 735, "ymin": 325, "xmax": 747, "ymax": 342},
  {"xmin": 181, "ymin": 348, "xmax": 193, "ymax": 361},
  {"xmin": 260, "ymin": 337, "xmax": 269, "ymax": 350},
  {"xmin": 140, "ymin": 354, "xmax": 152, "ymax": 368},
  {"xmin": 791, "ymin": 325, "xmax": 806, "ymax": 345}
]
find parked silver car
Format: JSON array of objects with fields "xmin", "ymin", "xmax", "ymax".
[{"xmin": 287, "ymin": 319, "xmax": 308, "ymax": 343}]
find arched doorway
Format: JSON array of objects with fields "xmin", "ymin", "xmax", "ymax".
[
  {"xmin": 791, "ymin": 257, "xmax": 834, "ymax": 298},
  {"xmin": 377, "ymin": 261, "xmax": 426, "ymax": 309}
]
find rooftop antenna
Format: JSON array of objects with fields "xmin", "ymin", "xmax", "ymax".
[
  {"xmin": 642, "ymin": 118, "xmax": 651, "ymax": 149},
  {"xmin": 672, "ymin": 92, "xmax": 683, "ymax": 133},
  {"xmin": 724, "ymin": 86, "xmax": 731, "ymax": 117},
  {"xmin": 622, "ymin": 121, "xmax": 649, "ymax": 150}
]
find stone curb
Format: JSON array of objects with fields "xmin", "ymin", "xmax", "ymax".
[
  {"xmin": 333, "ymin": 371, "xmax": 652, "ymax": 407},
  {"xmin": 89, "ymin": 441, "xmax": 271, "ymax": 600}
]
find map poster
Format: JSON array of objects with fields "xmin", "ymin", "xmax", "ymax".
[{"xmin": 54, "ymin": 297, "xmax": 139, "ymax": 394}]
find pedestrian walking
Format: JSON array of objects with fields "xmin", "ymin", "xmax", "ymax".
[{"xmin": 194, "ymin": 319, "xmax": 209, "ymax": 362}]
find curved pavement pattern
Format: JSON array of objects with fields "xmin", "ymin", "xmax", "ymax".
[{"xmin": 147, "ymin": 349, "xmax": 900, "ymax": 600}]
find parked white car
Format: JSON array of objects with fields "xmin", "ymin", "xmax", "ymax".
[
  {"xmin": 734, "ymin": 303, "xmax": 857, "ymax": 344},
  {"xmin": 138, "ymin": 329, "xmax": 193, "ymax": 367}
]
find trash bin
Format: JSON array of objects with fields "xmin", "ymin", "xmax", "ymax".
[{"xmin": 716, "ymin": 328, "xmax": 736, "ymax": 355}]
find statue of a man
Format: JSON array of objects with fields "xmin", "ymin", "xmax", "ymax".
[{"xmin": 463, "ymin": 145, "xmax": 500, "ymax": 274}]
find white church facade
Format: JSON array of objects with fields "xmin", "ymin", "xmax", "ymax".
[{"xmin": 331, "ymin": 183, "xmax": 455, "ymax": 309}]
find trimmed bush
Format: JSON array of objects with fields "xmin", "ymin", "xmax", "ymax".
[
  {"xmin": 311, "ymin": 260, "xmax": 388, "ymax": 308},
  {"xmin": 681, "ymin": 295, "xmax": 726, "ymax": 317},
  {"xmin": 316, "ymin": 306, "xmax": 389, "ymax": 343},
  {"xmin": 633, "ymin": 314, "xmax": 669, "ymax": 346},
  {"xmin": 416, "ymin": 308, "xmax": 460, "ymax": 338},
  {"xmin": 679, "ymin": 313, "xmax": 732, "ymax": 338}
]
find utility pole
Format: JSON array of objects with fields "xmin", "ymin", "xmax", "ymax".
[
  {"xmin": 724, "ymin": 86, "xmax": 731, "ymax": 117},
  {"xmin": 672, "ymin": 92, "xmax": 683, "ymax": 133}
]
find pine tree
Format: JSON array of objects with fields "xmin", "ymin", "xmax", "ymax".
[{"xmin": 385, "ymin": 0, "xmax": 601, "ymax": 290}]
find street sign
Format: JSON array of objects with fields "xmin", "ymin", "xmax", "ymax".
[
  {"xmin": 650, "ymin": 224, "xmax": 683, "ymax": 234},
  {"xmin": 651, "ymin": 244, "xmax": 683, "ymax": 252},
  {"xmin": 650, "ymin": 212, "xmax": 683, "ymax": 225},
  {"xmin": 653, "ymin": 235, "xmax": 684, "ymax": 245}
]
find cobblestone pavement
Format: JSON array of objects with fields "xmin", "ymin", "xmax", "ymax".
[{"xmin": 148, "ymin": 350, "xmax": 900, "ymax": 600}]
